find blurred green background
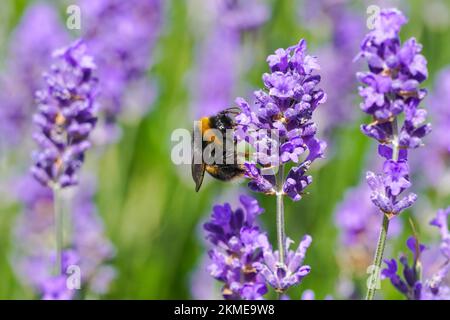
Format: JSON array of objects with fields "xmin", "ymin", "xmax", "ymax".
[{"xmin": 0, "ymin": 0, "xmax": 449, "ymax": 299}]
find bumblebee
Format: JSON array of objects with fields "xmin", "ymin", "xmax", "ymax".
[{"xmin": 192, "ymin": 107, "xmax": 245, "ymax": 192}]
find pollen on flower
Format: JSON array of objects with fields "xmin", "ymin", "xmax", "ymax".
[{"xmin": 55, "ymin": 113, "xmax": 65, "ymax": 126}]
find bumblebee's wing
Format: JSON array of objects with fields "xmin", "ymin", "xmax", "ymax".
[
  {"xmin": 218, "ymin": 107, "xmax": 241, "ymax": 119},
  {"xmin": 192, "ymin": 162, "xmax": 206, "ymax": 192},
  {"xmin": 192, "ymin": 124, "xmax": 206, "ymax": 192}
]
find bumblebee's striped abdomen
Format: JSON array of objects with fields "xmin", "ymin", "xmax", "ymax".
[{"xmin": 205, "ymin": 164, "xmax": 245, "ymax": 181}]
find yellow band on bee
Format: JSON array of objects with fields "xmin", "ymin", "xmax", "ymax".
[
  {"xmin": 205, "ymin": 165, "xmax": 219, "ymax": 175},
  {"xmin": 200, "ymin": 117, "xmax": 221, "ymax": 143},
  {"xmin": 199, "ymin": 117, "xmax": 211, "ymax": 133}
]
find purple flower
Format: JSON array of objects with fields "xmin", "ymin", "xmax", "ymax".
[
  {"xmin": 203, "ymin": 195, "xmax": 269, "ymax": 299},
  {"xmin": 357, "ymin": 8, "xmax": 429, "ymax": 219},
  {"xmin": 366, "ymin": 170, "xmax": 417, "ymax": 218},
  {"xmin": 0, "ymin": 3, "xmax": 68, "ymax": 146},
  {"xmin": 255, "ymin": 235, "xmax": 312, "ymax": 293},
  {"xmin": 244, "ymin": 163, "xmax": 276, "ymax": 195},
  {"xmin": 235, "ymin": 39, "xmax": 327, "ymax": 201},
  {"xmin": 79, "ymin": 0, "xmax": 163, "ymax": 143},
  {"xmin": 283, "ymin": 162, "xmax": 313, "ymax": 201},
  {"xmin": 382, "ymin": 160, "xmax": 411, "ymax": 196},
  {"xmin": 41, "ymin": 275, "xmax": 75, "ymax": 300},
  {"xmin": 301, "ymin": 290, "xmax": 316, "ymax": 300},
  {"xmin": 31, "ymin": 40, "xmax": 98, "ymax": 188},
  {"xmin": 383, "ymin": 209, "xmax": 450, "ymax": 300},
  {"xmin": 371, "ymin": 8, "xmax": 407, "ymax": 45},
  {"xmin": 356, "ymin": 9, "xmax": 430, "ymax": 148},
  {"xmin": 381, "ymin": 236, "xmax": 424, "ymax": 300}
]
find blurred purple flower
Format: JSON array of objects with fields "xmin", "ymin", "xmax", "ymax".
[
  {"xmin": 191, "ymin": 28, "xmax": 239, "ymax": 118},
  {"xmin": 190, "ymin": 255, "xmax": 221, "ymax": 300},
  {"xmin": 306, "ymin": 1, "xmax": 365, "ymax": 132},
  {"xmin": 41, "ymin": 275, "xmax": 76, "ymax": 300},
  {"xmin": 190, "ymin": 0, "xmax": 269, "ymax": 118},
  {"xmin": 203, "ymin": 195, "xmax": 269, "ymax": 299},
  {"xmin": 79, "ymin": 0, "xmax": 163, "ymax": 143},
  {"xmin": 430, "ymin": 207, "xmax": 450, "ymax": 260},
  {"xmin": 235, "ymin": 39, "xmax": 327, "ymax": 201},
  {"xmin": 0, "ymin": 3, "xmax": 68, "ymax": 145},
  {"xmin": 216, "ymin": 0, "xmax": 270, "ymax": 32},
  {"xmin": 416, "ymin": 68, "xmax": 450, "ymax": 188},
  {"xmin": 31, "ymin": 40, "xmax": 98, "ymax": 188},
  {"xmin": 301, "ymin": 289, "xmax": 333, "ymax": 300}
]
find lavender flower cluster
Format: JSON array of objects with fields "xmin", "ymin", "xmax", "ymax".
[
  {"xmin": 204, "ymin": 195, "xmax": 269, "ymax": 299},
  {"xmin": 382, "ymin": 208, "xmax": 450, "ymax": 300},
  {"xmin": 203, "ymin": 195, "xmax": 312, "ymax": 299},
  {"xmin": 356, "ymin": 9, "xmax": 430, "ymax": 218},
  {"xmin": 31, "ymin": 40, "xmax": 98, "ymax": 188},
  {"xmin": 235, "ymin": 39, "xmax": 327, "ymax": 201}
]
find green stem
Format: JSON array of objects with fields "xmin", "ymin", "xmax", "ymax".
[
  {"xmin": 366, "ymin": 117, "xmax": 399, "ymax": 300},
  {"xmin": 276, "ymin": 165, "xmax": 286, "ymax": 266},
  {"xmin": 53, "ymin": 186, "xmax": 63, "ymax": 275},
  {"xmin": 366, "ymin": 214, "xmax": 390, "ymax": 300}
]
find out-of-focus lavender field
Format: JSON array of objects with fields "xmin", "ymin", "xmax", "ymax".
[{"xmin": 0, "ymin": 0, "xmax": 449, "ymax": 300}]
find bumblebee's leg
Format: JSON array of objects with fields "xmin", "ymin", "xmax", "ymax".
[{"xmin": 205, "ymin": 164, "xmax": 245, "ymax": 181}]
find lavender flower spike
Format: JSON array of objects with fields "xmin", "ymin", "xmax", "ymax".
[
  {"xmin": 234, "ymin": 39, "xmax": 324, "ymax": 294},
  {"xmin": 357, "ymin": 8, "xmax": 430, "ymax": 219},
  {"xmin": 235, "ymin": 39, "xmax": 327, "ymax": 200},
  {"xmin": 356, "ymin": 8, "xmax": 430, "ymax": 300},
  {"xmin": 203, "ymin": 195, "xmax": 269, "ymax": 300},
  {"xmin": 31, "ymin": 40, "xmax": 99, "ymax": 188}
]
